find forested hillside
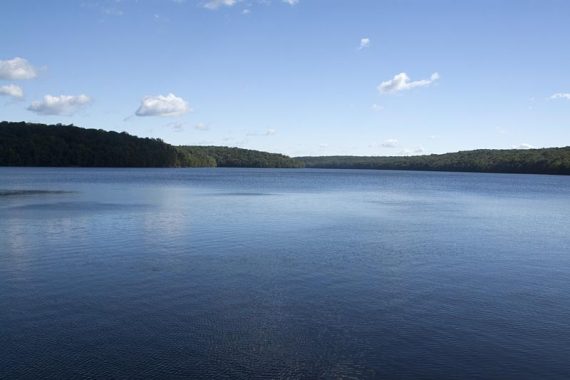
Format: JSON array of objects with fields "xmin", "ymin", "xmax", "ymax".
[
  {"xmin": 0, "ymin": 122, "xmax": 302, "ymax": 168},
  {"xmin": 177, "ymin": 146, "xmax": 304, "ymax": 168},
  {"xmin": 0, "ymin": 122, "xmax": 189, "ymax": 167},
  {"xmin": 2, "ymin": 122, "xmax": 568, "ymax": 173},
  {"xmin": 296, "ymin": 148, "xmax": 570, "ymax": 175}
]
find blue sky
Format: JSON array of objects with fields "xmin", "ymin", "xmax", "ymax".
[{"xmin": 1, "ymin": 0, "xmax": 569, "ymax": 156}]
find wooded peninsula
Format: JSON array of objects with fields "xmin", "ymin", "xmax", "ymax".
[{"xmin": 1, "ymin": 122, "xmax": 569, "ymax": 175}]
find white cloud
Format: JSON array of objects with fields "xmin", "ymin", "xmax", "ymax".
[
  {"xmin": 378, "ymin": 72, "xmax": 439, "ymax": 94},
  {"xmin": 359, "ymin": 38, "xmax": 370, "ymax": 49},
  {"xmin": 381, "ymin": 138, "xmax": 398, "ymax": 148},
  {"xmin": 203, "ymin": 0, "xmax": 237, "ymax": 9},
  {"xmin": 371, "ymin": 103, "xmax": 384, "ymax": 111},
  {"xmin": 550, "ymin": 93, "xmax": 570, "ymax": 101},
  {"xmin": 283, "ymin": 0, "xmax": 299, "ymax": 5},
  {"xmin": 0, "ymin": 84, "xmax": 24, "ymax": 99},
  {"xmin": 513, "ymin": 143, "xmax": 534, "ymax": 149},
  {"xmin": 135, "ymin": 93, "xmax": 190, "ymax": 117},
  {"xmin": 0, "ymin": 57, "xmax": 38, "ymax": 80},
  {"xmin": 28, "ymin": 94, "xmax": 91, "ymax": 115}
]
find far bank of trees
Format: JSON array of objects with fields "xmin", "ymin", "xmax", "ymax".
[
  {"xmin": 2, "ymin": 122, "xmax": 568, "ymax": 174},
  {"xmin": 296, "ymin": 148, "xmax": 570, "ymax": 175},
  {"xmin": 178, "ymin": 146, "xmax": 304, "ymax": 168},
  {"xmin": 0, "ymin": 122, "xmax": 303, "ymax": 168}
]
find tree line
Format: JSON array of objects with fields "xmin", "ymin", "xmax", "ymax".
[
  {"xmin": 296, "ymin": 147, "xmax": 570, "ymax": 175},
  {"xmin": 178, "ymin": 146, "xmax": 304, "ymax": 168},
  {"xmin": 0, "ymin": 122, "xmax": 303, "ymax": 168},
  {"xmin": 2, "ymin": 122, "xmax": 568, "ymax": 174}
]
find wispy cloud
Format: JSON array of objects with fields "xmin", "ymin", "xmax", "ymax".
[
  {"xmin": 550, "ymin": 93, "xmax": 570, "ymax": 101},
  {"xmin": 0, "ymin": 84, "xmax": 24, "ymax": 99},
  {"xmin": 358, "ymin": 37, "xmax": 370, "ymax": 50},
  {"xmin": 247, "ymin": 128, "xmax": 277, "ymax": 136},
  {"xmin": 378, "ymin": 72, "xmax": 439, "ymax": 94},
  {"xmin": 371, "ymin": 103, "xmax": 383, "ymax": 112},
  {"xmin": 381, "ymin": 138, "xmax": 398, "ymax": 148},
  {"xmin": 513, "ymin": 143, "xmax": 534, "ymax": 149},
  {"xmin": 135, "ymin": 93, "xmax": 190, "ymax": 117},
  {"xmin": 28, "ymin": 94, "xmax": 91, "ymax": 116},
  {"xmin": 399, "ymin": 146, "xmax": 425, "ymax": 155},
  {"xmin": 165, "ymin": 122, "xmax": 185, "ymax": 132},
  {"xmin": 195, "ymin": 122, "xmax": 210, "ymax": 131},
  {"xmin": 204, "ymin": 0, "xmax": 297, "ymax": 10},
  {"xmin": 203, "ymin": 0, "xmax": 238, "ymax": 10},
  {"xmin": 103, "ymin": 7, "xmax": 124, "ymax": 16},
  {"xmin": 0, "ymin": 57, "xmax": 38, "ymax": 80}
]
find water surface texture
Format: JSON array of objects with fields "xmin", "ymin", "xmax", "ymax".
[{"xmin": 1, "ymin": 168, "xmax": 569, "ymax": 379}]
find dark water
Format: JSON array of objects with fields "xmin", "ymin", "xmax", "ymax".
[{"xmin": 1, "ymin": 168, "xmax": 569, "ymax": 379}]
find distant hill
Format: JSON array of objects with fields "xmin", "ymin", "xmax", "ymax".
[
  {"xmin": 178, "ymin": 146, "xmax": 304, "ymax": 168},
  {"xmin": 0, "ymin": 122, "xmax": 186, "ymax": 167},
  {"xmin": 2, "ymin": 122, "xmax": 569, "ymax": 174},
  {"xmin": 0, "ymin": 122, "xmax": 302, "ymax": 168},
  {"xmin": 296, "ymin": 148, "xmax": 570, "ymax": 175}
]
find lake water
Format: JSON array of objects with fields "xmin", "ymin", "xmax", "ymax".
[{"xmin": 1, "ymin": 168, "xmax": 569, "ymax": 379}]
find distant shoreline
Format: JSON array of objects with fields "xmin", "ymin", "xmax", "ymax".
[
  {"xmin": 1, "ymin": 166, "xmax": 568, "ymax": 177},
  {"xmin": 1, "ymin": 122, "xmax": 569, "ymax": 175}
]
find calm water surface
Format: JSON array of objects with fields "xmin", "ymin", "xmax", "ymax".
[{"xmin": 1, "ymin": 168, "xmax": 569, "ymax": 379}]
